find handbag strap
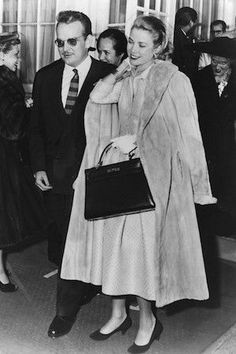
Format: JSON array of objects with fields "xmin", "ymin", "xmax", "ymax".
[
  {"xmin": 97, "ymin": 142, "xmax": 137, "ymax": 167},
  {"xmin": 97, "ymin": 142, "xmax": 113, "ymax": 166}
]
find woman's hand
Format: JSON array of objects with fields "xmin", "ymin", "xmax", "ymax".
[
  {"xmin": 101, "ymin": 58, "xmax": 131, "ymax": 85},
  {"xmin": 111, "ymin": 134, "xmax": 136, "ymax": 154},
  {"xmin": 113, "ymin": 58, "xmax": 131, "ymax": 82}
]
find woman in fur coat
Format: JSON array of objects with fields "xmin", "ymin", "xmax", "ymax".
[
  {"xmin": 61, "ymin": 16, "xmax": 216, "ymax": 353},
  {"xmin": 0, "ymin": 33, "xmax": 47, "ymax": 292}
]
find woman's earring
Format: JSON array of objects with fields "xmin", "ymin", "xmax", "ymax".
[{"xmin": 153, "ymin": 52, "xmax": 158, "ymax": 59}]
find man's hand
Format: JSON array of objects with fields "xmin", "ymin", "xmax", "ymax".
[{"xmin": 34, "ymin": 171, "xmax": 52, "ymax": 191}]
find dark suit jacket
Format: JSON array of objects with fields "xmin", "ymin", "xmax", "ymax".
[
  {"xmin": 192, "ymin": 65, "xmax": 236, "ymax": 206},
  {"xmin": 30, "ymin": 57, "xmax": 114, "ymax": 194},
  {"xmin": 172, "ymin": 27, "xmax": 199, "ymax": 81}
]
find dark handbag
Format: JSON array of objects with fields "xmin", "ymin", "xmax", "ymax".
[{"xmin": 84, "ymin": 142, "xmax": 155, "ymax": 220}]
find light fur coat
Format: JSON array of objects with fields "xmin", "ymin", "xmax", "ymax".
[{"xmin": 61, "ymin": 60, "xmax": 214, "ymax": 306}]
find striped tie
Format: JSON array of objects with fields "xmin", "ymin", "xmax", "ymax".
[{"xmin": 65, "ymin": 68, "xmax": 79, "ymax": 115}]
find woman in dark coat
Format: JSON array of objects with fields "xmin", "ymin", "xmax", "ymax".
[
  {"xmin": 0, "ymin": 33, "xmax": 47, "ymax": 292},
  {"xmin": 192, "ymin": 37, "xmax": 236, "ymax": 233},
  {"xmin": 191, "ymin": 37, "xmax": 236, "ymax": 307}
]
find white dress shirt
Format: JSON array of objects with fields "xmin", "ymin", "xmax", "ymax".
[{"xmin": 61, "ymin": 55, "xmax": 92, "ymax": 107}]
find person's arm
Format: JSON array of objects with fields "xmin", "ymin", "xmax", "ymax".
[
  {"xmin": 90, "ymin": 59, "xmax": 130, "ymax": 104},
  {"xmin": 29, "ymin": 71, "xmax": 45, "ymax": 171},
  {"xmin": 168, "ymin": 71, "xmax": 216, "ymax": 204},
  {"xmin": 172, "ymin": 28, "xmax": 185, "ymax": 69},
  {"xmin": 29, "ymin": 71, "xmax": 51, "ymax": 191},
  {"xmin": 0, "ymin": 94, "xmax": 26, "ymax": 140}
]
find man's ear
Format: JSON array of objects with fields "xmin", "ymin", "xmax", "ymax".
[{"xmin": 85, "ymin": 34, "xmax": 94, "ymax": 49}]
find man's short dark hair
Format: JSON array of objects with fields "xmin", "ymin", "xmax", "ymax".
[
  {"xmin": 210, "ymin": 20, "xmax": 227, "ymax": 32},
  {"xmin": 175, "ymin": 7, "xmax": 198, "ymax": 28},
  {"xmin": 56, "ymin": 11, "xmax": 92, "ymax": 36}
]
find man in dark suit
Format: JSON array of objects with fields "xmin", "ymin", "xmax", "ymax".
[
  {"xmin": 172, "ymin": 7, "xmax": 199, "ymax": 82},
  {"xmin": 29, "ymin": 10, "xmax": 114, "ymax": 338}
]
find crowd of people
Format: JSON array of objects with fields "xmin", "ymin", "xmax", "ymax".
[{"xmin": 0, "ymin": 6, "xmax": 235, "ymax": 354}]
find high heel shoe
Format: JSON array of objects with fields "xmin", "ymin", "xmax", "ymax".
[
  {"xmin": 127, "ymin": 318, "xmax": 163, "ymax": 353},
  {"xmin": 90, "ymin": 316, "xmax": 132, "ymax": 341},
  {"xmin": 0, "ymin": 280, "xmax": 18, "ymax": 292}
]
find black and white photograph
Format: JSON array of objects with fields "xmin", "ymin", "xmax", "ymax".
[{"xmin": 0, "ymin": 0, "xmax": 235, "ymax": 353}]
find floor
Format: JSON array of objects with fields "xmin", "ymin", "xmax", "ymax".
[{"xmin": 1, "ymin": 240, "xmax": 236, "ymax": 354}]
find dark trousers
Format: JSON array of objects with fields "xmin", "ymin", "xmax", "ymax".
[
  {"xmin": 196, "ymin": 204, "xmax": 220, "ymax": 307},
  {"xmin": 56, "ymin": 276, "xmax": 101, "ymax": 318},
  {"xmin": 44, "ymin": 192, "xmax": 100, "ymax": 318},
  {"xmin": 44, "ymin": 192, "xmax": 73, "ymax": 265}
]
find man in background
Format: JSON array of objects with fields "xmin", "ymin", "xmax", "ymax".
[
  {"xmin": 199, "ymin": 20, "xmax": 227, "ymax": 69},
  {"xmin": 172, "ymin": 6, "xmax": 199, "ymax": 81}
]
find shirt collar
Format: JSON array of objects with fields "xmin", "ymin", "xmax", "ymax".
[{"xmin": 64, "ymin": 55, "xmax": 92, "ymax": 75}]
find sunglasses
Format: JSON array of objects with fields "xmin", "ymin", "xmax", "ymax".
[
  {"xmin": 55, "ymin": 35, "xmax": 85, "ymax": 48},
  {"xmin": 212, "ymin": 30, "xmax": 223, "ymax": 34}
]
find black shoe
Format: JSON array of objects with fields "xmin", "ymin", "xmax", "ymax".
[
  {"xmin": 48, "ymin": 315, "xmax": 76, "ymax": 338},
  {"xmin": 90, "ymin": 316, "xmax": 132, "ymax": 341},
  {"xmin": 127, "ymin": 318, "xmax": 163, "ymax": 353},
  {"xmin": 0, "ymin": 280, "xmax": 18, "ymax": 292}
]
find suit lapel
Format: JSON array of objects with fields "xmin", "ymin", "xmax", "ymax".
[
  {"xmin": 51, "ymin": 60, "xmax": 65, "ymax": 118},
  {"xmin": 75, "ymin": 58, "xmax": 98, "ymax": 106}
]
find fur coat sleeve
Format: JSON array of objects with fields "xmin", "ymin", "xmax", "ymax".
[
  {"xmin": 163, "ymin": 70, "xmax": 216, "ymax": 204},
  {"xmin": 0, "ymin": 66, "xmax": 26, "ymax": 140}
]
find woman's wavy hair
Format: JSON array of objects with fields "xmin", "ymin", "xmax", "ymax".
[
  {"xmin": 131, "ymin": 15, "xmax": 168, "ymax": 52},
  {"xmin": 0, "ymin": 33, "xmax": 20, "ymax": 54}
]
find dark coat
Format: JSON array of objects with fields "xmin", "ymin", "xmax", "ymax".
[
  {"xmin": 172, "ymin": 27, "xmax": 199, "ymax": 81},
  {"xmin": 192, "ymin": 65, "xmax": 236, "ymax": 211},
  {"xmin": 29, "ymin": 57, "xmax": 114, "ymax": 194},
  {"xmin": 0, "ymin": 65, "xmax": 26, "ymax": 140},
  {"xmin": 0, "ymin": 65, "xmax": 47, "ymax": 248}
]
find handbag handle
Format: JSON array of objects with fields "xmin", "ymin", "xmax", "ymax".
[{"xmin": 97, "ymin": 142, "xmax": 137, "ymax": 167}]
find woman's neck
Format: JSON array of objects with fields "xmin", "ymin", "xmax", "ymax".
[{"xmin": 131, "ymin": 59, "xmax": 154, "ymax": 76}]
